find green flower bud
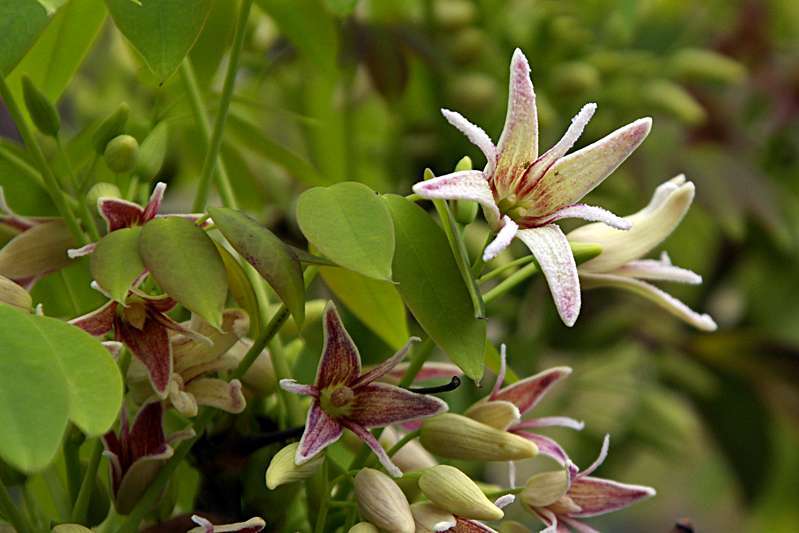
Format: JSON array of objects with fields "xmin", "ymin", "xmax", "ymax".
[
  {"xmin": 552, "ymin": 62, "xmax": 600, "ymax": 94},
  {"xmin": 420, "ymin": 413, "xmax": 538, "ymax": 462},
  {"xmin": 52, "ymin": 525, "xmax": 93, "ymax": 533},
  {"xmin": 265, "ymin": 442, "xmax": 324, "ymax": 489},
  {"xmin": 451, "ymin": 156, "xmax": 478, "ymax": 224},
  {"xmin": 644, "ymin": 80, "xmax": 706, "ymax": 125},
  {"xmin": 135, "ymin": 122, "xmax": 168, "ymax": 179},
  {"xmin": 92, "ymin": 103, "xmax": 129, "ymax": 154},
  {"xmin": 87, "ymin": 182, "xmax": 122, "ymax": 207},
  {"xmin": 104, "ymin": 134, "xmax": 140, "ymax": 174},
  {"xmin": 354, "ymin": 468, "xmax": 415, "ymax": 533},
  {"xmin": 464, "ymin": 400, "xmax": 521, "ymax": 431},
  {"xmin": 348, "ymin": 523, "xmax": 379, "ymax": 533},
  {"xmin": 521, "ymin": 470, "xmax": 569, "ymax": 508},
  {"xmin": 670, "ymin": 48, "xmax": 745, "ymax": 85},
  {"xmin": 419, "ymin": 465, "xmax": 503, "ymax": 521},
  {"xmin": 0, "ymin": 275, "xmax": 32, "ymax": 311},
  {"xmin": 433, "ymin": 0, "xmax": 476, "ymax": 30},
  {"xmin": 0, "ymin": 221, "xmax": 75, "ymax": 281},
  {"xmin": 22, "ymin": 76, "xmax": 59, "ymax": 137}
]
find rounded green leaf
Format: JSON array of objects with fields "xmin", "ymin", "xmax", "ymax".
[
  {"xmin": 0, "ymin": 304, "xmax": 123, "ymax": 472},
  {"xmin": 210, "ymin": 207, "xmax": 305, "ymax": 326},
  {"xmin": 0, "ymin": 0, "xmax": 49, "ymax": 76},
  {"xmin": 320, "ymin": 266, "xmax": 408, "ymax": 350},
  {"xmin": 383, "ymin": 195, "xmax": 486, "ymax": 381},
  {"xmin": 90, "ymin": 226, "xmax": 144, "ymax": 303},
  {"xmin": 139, "ymin": 217, "xmax": 228, "ymax": 329},
  {"xmin": 106, "ymin": 0, "xmax": 212, "ymax": 82},
  {"xmin": 297, "ymin": 182, "xmax": 395, "ymax": 281}
]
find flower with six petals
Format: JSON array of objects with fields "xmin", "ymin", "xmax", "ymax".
[
  {"xmin": 412, "ymin": 49, "xmax": 651, "ymax": 326},
  {"xmin": 280, "ymin": 302, "xmax": 448, "ymax": 477}
]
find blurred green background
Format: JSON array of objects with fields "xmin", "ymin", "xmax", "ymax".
[{"xmin": 2, "ymin": 0, "xmax": 799, "ymax": 531}]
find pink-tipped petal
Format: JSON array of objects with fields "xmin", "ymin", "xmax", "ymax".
[
  {"xmin": 412, "ymin": 171, "xmax": 500, "ymax": 229},
  {"xmin": 490, "ymin": 344, "xmax": 508, "ymax": 398},
  {"xmin": 580, "ymin": 272, "xmax": 717, "ymax": 331},
  {"xmin": 296, "ymin": 402, "xmax": 343, "ymax": 464},
  {"xmin": 493, "ymin": 366, "xmax": 572, "ymax": 414},
  {"xmin": 516, "ymin": 225, "xmax": 581, "ymax": 327},
  {"xmin": 315, "ymin": 303, "xmax": 361, "ymax": 388},
  {"xmin": 353, "ymin": 336, "xmax": 420, "ymax": 387},
  {"xmin": 190, "ymin": 515, "xmax": 266, "ymax": 533},
  {"xmin": 515, "ymin": 416, "xmax": 585, "ymax": 431},
  {"xmin": 567, "ymin": 476, "xmax": 656, "ymax": 518},
  {"xmin": 483, "ymin": 216, "xmax": 518, "ymax": 261},
  {"xmin": 494, "ymin": 494, "xmax": 516, "ymax": 509},
  {"xmin": 524, "ymin": 204, "xmax": 631, "ymax": 230},
  {"xmin": 611, "ymin": 252, "xmax": 702, "ymax": 284},
  {"xmin": 494, "ymin": 49, "xmax": 538, "ymax": 190},
  {"xmin": 141, "ymin": 182, "xmax": 166, "ymax": 221},
  {"xmin": 441, "ymin": 109, "xmax": 497, "ymax": 173},
  {"xmin": 67, "ymin": 243, "xmax": 96, "ymax": 259},
  {"xmin": 517, "ymin": 103, "xmax": 596, "ymax": 195},
  {"xmin": 579, "ymin": 435, "xmax": 610, "ymax": 478},
  {"xmin": 452, "ymin": 518, "xmax": 497, "ymax": 533},
  {"xmin": 382, "ymin": 362, "xmax": 463, "ymax": 384},
  {"xmin": 128, "ymin": 402, "xmax": 168, "ymax": 458},
  {"xmin": 99, "ymin": 198, "xmax": 144, "ymax": 231},
  {"xmin": 514, "ymin": 431, "xmax": 572, "ymax": 468},
  {"xmin": 349, "ymin": 382, "xmax": 448, "ymax": 428},
  {"xmin": 341, "ymin": 420, "xmax": 402, "ymax": 478},
  {"xmin": 116, "ymin": 316, "xmax": 173, "ymax": 398},
  {"xmin": 534, "ymin": 508, "xmax": 563, "ymax": 533},
  {"xmin": 279, "ymin": 379, "xmax": 318, "ymax": 397},
  {"xmin": 531, "ymin": 118, "xmax": 652, "ymax": 215},
  {"xmin": 70, "ymin": 300, "xmax": 117, "ymax": 336}
]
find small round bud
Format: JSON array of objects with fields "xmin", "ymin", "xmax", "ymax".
[
  {"xmin": 92, "ymin": 103, "xmax": 129, "ymax": 154},
  {"xmin": 22, "ymin": 76, "xmax": 60, "ymax": 137},
  {"xmin": 265, "ymin": 442, "xmax": 324, "ymax": 489},
  {"xmin": 521, "ymin": 470, "xmax": 570, "ymax": 508},
  {"xmin": 354, "ymin": 468, "xmax": 414, "ymax": 533},
  {"xmin": 86, "ymin": 182, "xmax": 122, "ymax": 207},
  {"xmin": 420, "ymin": 413, "xmax": 538, "ymax": 462},
  {"xmin": 104, "ymin": 134, "xmax": 140, "ymax": 174},
  {"xmin": 419, "ymin": 465, "xmax": 503, "ymax": 521}
]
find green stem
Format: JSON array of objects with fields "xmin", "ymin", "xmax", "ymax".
[
  {"xmin": 0, "ymin": 143, "xmax": 45, "ymax": 189},
  {"xmin": 398, "ymin": 337, "xmax": 434, "ymax": 388},
  {"xmin": 483, "ymin": 487, "xmax": 523, "ymax": 499},
  {"xmin": 191, "ymin": 0, "xmax": 253, "ymax": 211},
  {"xmin": 0, "ymin": 475, "xmax": 33, "ymax": 533},
  {"xmin": 63, "ymin": 427, "xmax": 83, "ymax": 505},
  {"xmin": 470, "ymin": 232, "xmax": 492, "ymax": 277},
  {"xmin": 0, "ymin": 76, "xmax": 87, "ymax": 245},
  {"xmin": 483, "ymin": 261, "xmax": 539, "ymax": 304},
  {"xmin": 56, "ymin": 137, "xmax": 100, "ymax": 241},
  {"xmin": 70, "ymin": 439, "xmax": 102, "ymax": 524},
  {"xmin": 387, "ymin": 429, "xmax": 421, "ymax": 457},
  {"xmin": 479, "ymin": 256, "xmax": 535, "ymax": 283},
  {"xmin": 313, "ymin": 461, "xmax": 329, "ymax": 533}
]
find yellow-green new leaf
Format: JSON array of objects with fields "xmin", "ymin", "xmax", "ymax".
[{"xmin": 90, "ymin": 226, "xmax": 144, "ymax": 303}]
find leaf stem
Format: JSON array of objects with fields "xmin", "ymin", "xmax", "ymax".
[
  {"xmin": 63, "ymin": 426, "xmax": 84, "ymax": 505},
  {"xmin": 56, "ymin": 137, "xmax": 100, "ymax": 241},
  {"xmin": 0, "ymin": 475, "xmax": 33, "ymax": 533},
  {"xmin": 313, "ymin": 461, "xmax": 329, "ymax": 533},
  {"xmin": 387, "ymin": 429, "xmax": 421, "ymax": 457},
  {"xmin": 398, "ymin": 337, "xmax": 435, "ymax": 388},
  {"xmin": 70, "ymin": 439, "xmax": 102, "ymax": 524},
  {"xmin": 191, "ymin": 0, "xmax": 253, "ymax": 211},
  {"xmin": 483, "ymin": 261, "xmax": 540, "ymax": 303},
  {"xmin": 479, "ymin": 256, "xmax": 535, "ymax": 283},
  {"xmin": 0, "ymin": 76, "xmax": 87, "ymax": 245}
]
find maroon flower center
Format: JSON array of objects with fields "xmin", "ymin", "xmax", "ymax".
[{"xmin": 320, "ymin": 384, "xmax": 355, "ymax": 418}]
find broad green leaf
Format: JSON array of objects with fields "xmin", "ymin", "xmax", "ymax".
[
  {"xmin": 189, "ymin": 0, "xmax": 238, "ymax": 86},
  {"xmin": 383, "ymin": 195, "xmax": 486, "ymax": 380},
  {"xmin": 0, "ymin": 304, "xmax": 123, "ymax": 472},
  {"xmin": 139, "ymin": 217, "xmax": 227, "ymax": 328},
  {"xmin": 0, "ymin": 0, "xmax": 49, "ymax": 76},
  {"xmin": 106, "ymin": 0, "xmax": 213, "ymax": 82},
  {"xmin": 297, "ymin": 182, "xmax": 395, "ymax": 281},
  {"xmin": 215, "ymin": 243, "xmax": 260, "ymax": 338},
  {"xmin": 90, "ymin": 227, "xmax": 144, "ymax": 303},
  {"xmin": 320, "ymin": 266, "xmax": 408, "ymax": 349},
  {"xmin": 210, "ymin": 207, "xmax": 305, "ymax": 326},
  {"xmin": 8, "ymin": 0, "xmax": 106, "ymax": 103}
]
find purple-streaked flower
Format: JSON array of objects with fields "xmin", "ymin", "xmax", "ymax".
[
  {"xmin": 568, "ymin": 175, "xmax": 717, "ymax": 331},
  {"xmin": 102, "ymin": 402, "xmax": 194, "ymax": 514},
  {"xmin": 465, "ymin": 345, "xmax": 581, "ymax": 470},
  {"xmin": 412, "ymin": 49, "xmax": 651, "ymax": 326},
  {"xmin": 127, "ymin": 309, "xmax": 250, "ymax": 416},
  {"xmin": 523, "ymin": 436, "xmax": 656, "ymax": 533},
  {"xmin": 70, "ymin": 285, "xmax": 209, "ymax": 397},
  {"xmin": 0, "ymin": 187, "xmax": 75, "ymax": 289},
  {"xmin": 279, "ymin": 302, "xmax": 448, "ymax": 477},
  {"xmin": 411, "ymin": 496, "xmax": 517, "ymax": 533},
  {"xmin": 189, "ymin": 515, "xmax": 266, "ymax": 533}
]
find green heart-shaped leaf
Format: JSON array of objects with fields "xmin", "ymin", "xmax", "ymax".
[
  {"xmin": 210, "ymin": 207, "xmax": 305, "ymax": 326},
  {"xmin": 0, "ymin": 304, "xmax": 123, "ymax": 472},
  {"xmin": 105, "ymin": 0, "xmax": 212, "ymax": 82},
  {"xmin": 139, "ymin": 217, "xmax": 227, "ymax": 328},
  {"xmin": 383, "ymin": 195, "xmax": 486, "ymax": 381},
  {"xmin": 90, "ymin": 226, "xmax": 144, "ymax": 303},
  {"xmin": 297, "ymin": 182, "xmax": 394, "ymax": 281}
]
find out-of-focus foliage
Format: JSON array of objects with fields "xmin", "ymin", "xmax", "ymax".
[{"xmin": 2, "ymin": 0, "xmax": 798, "ymax": 531}]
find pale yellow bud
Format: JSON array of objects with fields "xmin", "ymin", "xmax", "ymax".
[
  {"xmin": 348, "ymin": 523, "xmax": 379, "ymax": 533},
  {"xmin": 265, "ymin": 442, "xmax": 324, "ymax": 489},
  {"xmin": 52, "ymin": 525, "xmax": 92, "ymax": 533},
  {"xmin": 0, "ymin": 221, "xmax": 75, "ymax": 280},
  {"xmin": 410, "ymin": 502, "xmax": 456, "ymax": 533},
  {"xmin": 464, "ymin": 400, "xmax": 521, "ymax": 431},
  {"xmin": 521, "ymin": 470, "xmax": 570, "ymax": 508},
  {"xmin": 354, "ymin": 468, "xmax": 414, "ymax": 533},
  {"xmin": 420, "ymin": 413, "xmax": 537, "ymax": 461},
  {"xmin": 380, "ymin": 426, "xmax": 437, "ymax": 472},
  {"xmin": 0, "ymin": 275, "xmax": 32, "ymax": 311},
  {"xmin": 418, "ymin": 465, "xmax": 503, "ymax": 521},
  {"xmin": 227, "ymin": 338, "xmax": 276, "ymax": 396}
]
